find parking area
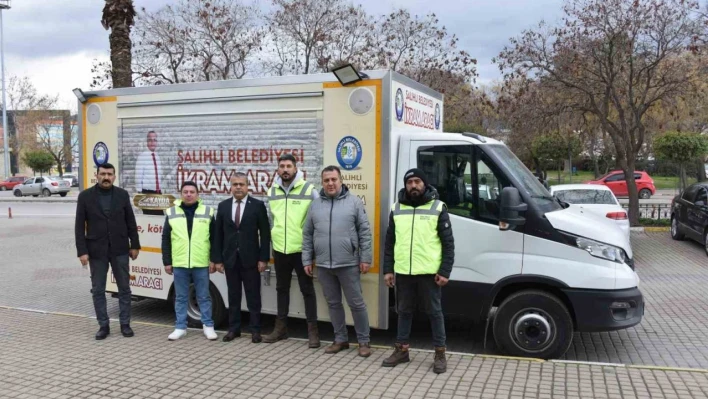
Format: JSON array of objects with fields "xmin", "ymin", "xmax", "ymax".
[{"xmin": 1, "ymin": 218, "xmax": 707, "ymax": 369}]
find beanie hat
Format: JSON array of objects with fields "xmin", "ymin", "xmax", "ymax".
[{"xmin": 403, "ymin": 168, "xmax": 428, "ymax": 186}]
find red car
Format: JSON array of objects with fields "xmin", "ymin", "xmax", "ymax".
[
  {"xmin": 0, "ymin": 176, "xmax": 29, "ymax": 191},
  {"xmin": 586, "ymin": 170, "xmax": 656, "ymax": 199}
]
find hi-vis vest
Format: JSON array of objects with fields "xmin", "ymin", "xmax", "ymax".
[
  {"xmin": 168, "ymin": 201, "xmax": 214, "ymax": 268},
  {"xmin": 269, "ymin": 180, "xmax": 314, "ymax": 254},
  {"xmin": 392, "ymin": 199, "xmax": 445, "ymax": 275}
]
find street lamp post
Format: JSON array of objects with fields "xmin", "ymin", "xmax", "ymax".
[{"xmin": 0, "ymin": 0, "xmax": 10, "ymax": 179}]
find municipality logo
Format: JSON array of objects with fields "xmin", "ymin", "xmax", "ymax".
[
  {"xmin": 435, "ymin": 103, "xmax": 441, "ymax": 130},
  {"xmin": 336, "ymin": 136, "xmax": 362, "ymax": 170},
  {"xmin": 395, "ymin": 88, "xmax": 404, "ymax": 122},
  {"xmin": 93, "ymin": 142, "xmax": 109, "ymax": 167}
]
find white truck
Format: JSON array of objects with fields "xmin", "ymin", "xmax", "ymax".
[{"xmin": 76, "ymin": 70, "xmax": 643, "ymax": 359}]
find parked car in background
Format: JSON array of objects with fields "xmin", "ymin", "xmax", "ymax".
[
  {"xmin": 62, "ymin": 174, "xmax": 79, "ymax": 187},
  {"xmin": 13, "ymin": 176, "xmax": 71, "ymax": 197},
  {"xmin": 0, "ymin": 176, "xmax": 29, "ymax": 191},
  {"xmin": 671, "ymin": 182, "xmax": 708, "ymax": 256},
  {"xmin": 586, "ymin": 170, "xmax": 656, "ymax": 199},
  {"xmin": 550, "ymin": 184, "xmax": 630, "ymax": 239}
]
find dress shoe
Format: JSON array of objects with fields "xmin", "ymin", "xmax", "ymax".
[
  {"xmin": 95, "ymin": 326, "xmax": 110, "ymax": 340},
  {"xmin": 251, "ymin": 333, "xmax": 262, "ymax": 343},
  {"xmin": 121, "ymin": 324, "xmax": 134, "ymax": 337},
  {"xmin": 222, "ymin": 331, "xmax": 241, "ymax": 342},
  {"xmin": 324, "ymin": 341, "xmax": 350, "ymax": 354},
  {"xmin": 358, "ymin": 342, "xmax": 372, "ymax": 358}
]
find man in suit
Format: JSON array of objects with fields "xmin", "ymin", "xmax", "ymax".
[
  {"xmin": 134, "ymin": 130, "xmax": 163, "ymax": 216},
  {"xmin": 213, "ymin": 172, "xmax": 270, "ymax": 343},
  {"xmin": 75, "ymin": 163, "xmax": 141, "ymax": 340}
]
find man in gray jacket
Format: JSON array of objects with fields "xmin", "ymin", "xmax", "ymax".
[{"xmin": 303, "ymin": 165, "xmax": 373, "ymax": 357}]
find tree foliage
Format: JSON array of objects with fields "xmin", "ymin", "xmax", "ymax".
[
  {"xmin": 532, "ymin": 131, "xmax": 582, "ymax": 182},
  {"xmin": 102, "ymin": 0, "xmax": 137, "ymax": 88},
  {"xmin": 654, "ymin": 131, "xmax": 708, "ymax": 189},
  {"xmin": 22, "ymin": 150, "xmax": 55, "ymax": 175}
]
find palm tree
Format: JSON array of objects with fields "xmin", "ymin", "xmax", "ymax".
[{"xmin": 101, "ymin": 0, "xmax": 136, "ymax": 88}]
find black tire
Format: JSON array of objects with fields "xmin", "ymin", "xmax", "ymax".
[
  {"xmin": 13, "ymin": 190, "xmax": 22, "ymax": 197},
  {"xmin": 493, "ymin": 290, "xmax": 573, "ymax": 359},
  {"xmin": 639, "ymin": 189, "xmax": 651, "ymax": 199},
  {"xmin": 704, "ymin": 229, "xmax": 708, "ymax": 257},
  {"xmin": 59, "ymin": 192, "xmax": 67, "ymax": 197},
  {"xmin": 182, "ymin": 281, "xmax": 227, "ymax": 328},
  {"xmin": 32, "ymin": 195, "xmax": 38, "ymax": 197},
  {"xmin": 42, "ymin": 189, "xmax": 51, "ymax": 197},
  {"xmin": 671, "ymin": 216, "xmax": 684, "ymax": 241}
]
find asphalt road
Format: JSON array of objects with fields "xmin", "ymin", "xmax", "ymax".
[{"xmin": 0, "ymin": 202, "xmax": 76, "ymax": 218}]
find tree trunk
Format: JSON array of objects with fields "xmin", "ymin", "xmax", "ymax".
[
  {"xmin": 696, "ymin": 158, "xmax": 707, "ymax": 182},
  {"xmin": 110, "ymin": 25, "xmax": 133, "ymax": 88},
  {"xmin": 679, "ymin": 164, "xmax": 687, "ymax": 191},
  {"xmin": 557, "ymin": 162, "xmax": 561, "ymax": 184},
  {"xmin": 623, "ymin": 156, "xmax": 640, "ymax": 226}
]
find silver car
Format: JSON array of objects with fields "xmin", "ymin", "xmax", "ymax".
[{"xmin": 13, "ymin": 176, "xmax": 71, "ymax": 197}]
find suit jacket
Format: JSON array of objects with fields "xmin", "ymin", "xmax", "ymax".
[
  {"xmin": 75, "ymin": 184, "xmax": 141, "ymax": 259},
  {"xmin": 213, "ymin": 196, "xmax": 270, "ymax": 269}
]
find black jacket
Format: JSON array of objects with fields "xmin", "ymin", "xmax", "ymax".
[
  {"xmin": 161, "ymin": 201, "xmax": 216, "ymax": 266},
  {"xmin": 383, "ymin": 186, "xmax": 455, "ymax": 278},
  {"xmin": 212, "ymin": 196, "xmax": 271, "ymax": 269},
  {"xmin": 74, "ymin": 184, "xmax": 141, "ymax": 259}
]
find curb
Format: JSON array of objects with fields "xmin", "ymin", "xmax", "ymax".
[
  {"xmin": 630, "ymin": 227, "xmax": 670, "ymax": 233},
  {"xmin": 2, "ymin": 305, "xmax": 708, "ymax": 374},
  {"xmin": 0, "ymin": 198, "xmax": 77, "ymax": 203}
]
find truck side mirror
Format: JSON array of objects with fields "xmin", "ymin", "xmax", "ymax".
[{"xmin": 499, "ymin": 187, "xmax": 527, "ymax": 231}]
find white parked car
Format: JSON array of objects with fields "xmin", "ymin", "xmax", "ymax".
[
  {"xmin": 13, "ymin": 176, "xmax": 71, "ymax": 197},
  {"xmin": 550, "ymin": 184, "xmax": 630, "ymax": 239}
]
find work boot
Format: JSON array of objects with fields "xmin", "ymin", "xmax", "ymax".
[
  {"xmin": 433, "ymin": 346, "xmax": 447, "ymax": 374},
  {"xmin": 358, "ymin": 343, "xmax": 371, "ymax": 358},
  {"xmin": 262, "ymin": 318, "xmax": 288, "ymax": 343},
  {"xmin": 95, "ymin": 326, "xmax": 110, "ymax": 340},
  {"xmin": 381, "ymin": 343, "xmax": 410, "ymax": 367},
  {"xmin": 324, "ymin": 342, "xmax": 350, "ymax": 354},
  {"xmin": 307, "ymin": 322, "xmax": 320, "ymax": 348}
]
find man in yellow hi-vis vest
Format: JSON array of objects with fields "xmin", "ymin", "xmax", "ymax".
[
  {"xmin": 382, "ymin": 168, "xmax": 455, "ymax": 374},
  {"xmin": 262, "ymin": 154, "xmax": 320, "ymax": 347},
  {"xmin": 161, "ymin": 181, "xmax": 217, "ymax": 341}
]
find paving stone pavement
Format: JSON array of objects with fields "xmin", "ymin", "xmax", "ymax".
[
  {"xmin": 3, "ymin": 217, "xmax": 708, "ymax": 370},
  {"xmin": 3, "ymin": 307, "xmax": 708, "ymax": 399}
]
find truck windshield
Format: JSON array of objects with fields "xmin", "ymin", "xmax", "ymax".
[{"xmin": 483, "ymin": 144, "xmax": 560, "ymax": 208}]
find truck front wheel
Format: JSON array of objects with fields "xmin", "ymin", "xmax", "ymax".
[
  {"xmin": 183, "ymin": 282, "xmax": 227, "ymax": 329},
  {"xmin": 493, "ymin": 290, "xmax": 573, "ymax": 359}
]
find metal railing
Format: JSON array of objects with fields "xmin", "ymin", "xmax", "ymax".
[{"xmin": 621, "ymin": 203, "xmax": 672, "ymax": 220}]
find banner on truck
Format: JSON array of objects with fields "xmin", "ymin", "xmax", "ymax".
[{"xmin": 392, "ymin": 81, "xmax": 443, "ymax": 132}]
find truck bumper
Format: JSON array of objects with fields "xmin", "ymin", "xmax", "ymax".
[{"xmin": 561, "ymin": 287, "xmax": 644, "ymax": 332}]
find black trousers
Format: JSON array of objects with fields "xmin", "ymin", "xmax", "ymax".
[
  {"xmin": 89, "ymin": 254, "xmax": 131, "ymax": 327},
  {"xmin": 273, "ymin": 251, "xmax": 317, "ymax": 322},
  {"xmin": 225, "ymin": 254, "xmax": 262, "ymax": 333},
  {"xmin": 141, "ymin": 189, "xmax": 164, "ymax": 216}
]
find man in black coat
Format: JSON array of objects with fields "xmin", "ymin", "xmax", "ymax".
[
  {"xmin": 75, "ymin": 163, "xmax": 141, "ymax": 340},
  {"xmin": 213, "ymin": 172, "xmax": 271, "ymax": 343}
]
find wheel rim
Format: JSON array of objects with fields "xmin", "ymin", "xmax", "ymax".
[
  {"xmin": 508, "ymin": 308, "xmax": 556, "ymax": 353},
  {"xmin": 42, "ymin": 189, "xmax": 50, "ymax": 197},
  {"xmin": 187, "ymin": 285, "xmax": 201, "ymax": 322},
  {"xmin": 640, "ymin": 190, "xmax": 648, "ymax": 199},
  {"xmin": 14, "ymin": 190, "xmax": 21, "ymax": 197}
]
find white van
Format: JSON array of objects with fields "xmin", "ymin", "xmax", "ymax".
[{"xmin": 77, "ymin": 70, "xmax": 642, "ymax": 359}]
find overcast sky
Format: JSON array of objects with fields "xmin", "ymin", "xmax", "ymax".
[{"xmin": 2, "ymin": 0, "xmax": 568, "ymax": 109}]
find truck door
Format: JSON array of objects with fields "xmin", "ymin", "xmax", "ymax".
[{"xmin": 409, "ymin": 142, "xmax": 524, "ymax": 316}]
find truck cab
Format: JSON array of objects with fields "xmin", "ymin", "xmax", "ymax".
[{"xmin": 393, "ymin": 131, "xmax": 643, "ymax": 359}]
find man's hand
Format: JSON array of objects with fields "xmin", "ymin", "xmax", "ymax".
[
  {"xmin": 129, "ymin": 249, "xmax": 140, "ymax": 260},
  {"xmin": 384, "ymin": 273, "xmax": 395, "ymax": 287},
  {"xmin": 359, "ymin": 262, "xmax": 371, "ymax": 274},
  {"xmin": 165, "ymin": 266, "xmax": 173, "ymax": 275},
  {"xmin": 435, "ymin": 274, "xmax": 449, "ymax": 287},
  {"xmin": 209, "ymin": 262, "xmax": 216, "ymax": 274},
  {"xmin": 257, "ymin": 261, "xmax": 267, "ymax": 273},
  {"xmin": 304, "ymin": 265, "xmax": 313, "ymax": 277},
  {"xmin": 215, "ymin": 263, "xmax": 225, "ymax": 273},
  {"xmin": 79, "ymin": 254, "xmax": 89, "ymax": 267}
]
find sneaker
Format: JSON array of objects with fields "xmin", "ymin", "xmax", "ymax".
[
  {"xmin": 168, "ymin": 329, "xmax": 187, "ymax": 341},
  {"xmin": 203, "ymin": 326, "xmax": 218, "ymax": 341}
]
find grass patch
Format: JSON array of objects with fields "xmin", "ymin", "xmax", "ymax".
[{"xmin": 638, "ymin": 218, "xmax": 671, "ymax": 227}]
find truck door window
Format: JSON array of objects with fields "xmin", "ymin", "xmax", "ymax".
[
  {"xmin": 417, "ymin": 145, "xmax": 474, "ymax": 218},
  {"xmin": 476, "ymin": 154, "xmax": 511, "ymax": 224}
]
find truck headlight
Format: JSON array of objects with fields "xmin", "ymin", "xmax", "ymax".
[
  {"xmin": 575, "ymin": 237, "xmax": 624, "ymax": 263},
  {"xmin": 560, "ymin": 232, "xmax": 626, "ymax": 264}
]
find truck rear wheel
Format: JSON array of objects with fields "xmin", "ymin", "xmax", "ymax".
[
  {"xmin": 493, "ymin": 290, "xmax": 573, "ymax": 359},
  {"xmin": 184, "ymin": 282, "xmax": 227, "ymax": 329}
]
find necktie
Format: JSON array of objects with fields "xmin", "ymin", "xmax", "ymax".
[
  {"xmin": 235, "ymin": 200, "xmax": 241, "ymax": 228},
  {"xmin": 152, "ymin": 153, "xmax": 160, "ymax": 193}
]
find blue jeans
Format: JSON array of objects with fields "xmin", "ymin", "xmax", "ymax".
[{"xmin": 173, "ymin": 267, "xmax": 213, "ymax": 329}]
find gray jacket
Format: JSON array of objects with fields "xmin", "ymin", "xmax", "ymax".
[{"xmin": 302, "ymin": 185, "xmax": 372, "ymax": 268}]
